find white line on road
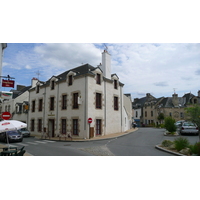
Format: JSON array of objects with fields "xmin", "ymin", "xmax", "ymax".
[
  {"xmin": 26, "ymin": 142, "xmax": 38, "ymax": 145},
  {"xmin": 43, "ymin": 140, "xmax": 55, "ymax": 143},
  {"xmin": 15, "ymin": 143, "xmax": 29, "ymax": 146},
  {"xmin": 34, "ymin": 141, "xmax": 47, "ymax": 144}
]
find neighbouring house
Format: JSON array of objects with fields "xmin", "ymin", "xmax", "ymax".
[
  {"xmin": 132, "ymin": 93, "xmax": 156, "ymax": 126},
  {"xmin": 28, "ymin": 50, "xmax": 132, "ymax": 139},
  {"xmin": 0, "ymin": 79, "xmax": 37, "ymax": 123},
  {"xmin": 140, "ymin": 91, "xmax": 200, "ymax": 126}
]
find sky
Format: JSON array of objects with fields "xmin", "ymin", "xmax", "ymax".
[
  {"xmin": 1, "ymin": 43, "xmax": 200, "ymax": 99},
  {"xmin": 1, "ymin": 0, "xmax": 200, "ymax": 196}
]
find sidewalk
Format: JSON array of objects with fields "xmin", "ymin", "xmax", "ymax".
[
  {"xmin": 0, "ymin": 128, "xmax": 138, "ymax": 156},
  {"xmin": 35, "ymin": 128, "xmax": 138, "ymax": 142}
]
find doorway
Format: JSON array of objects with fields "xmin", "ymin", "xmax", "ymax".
[{"xmin": 48, "ymin": 119, "xmax": 55, "ymax": 137}]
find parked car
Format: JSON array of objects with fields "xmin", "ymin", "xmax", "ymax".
[
  {"xmin": 0, "ymin": 130, "xmax": 23, "ymax": 143},
  {"xmin": 179, "ymin": 121, "xmax": 199, "ymax": 135},
  {"xmin": 175, "ymin": 120, "xmax": 185, "ymax": 128},
  {"xmin": 19, "ymin": 128, "xmax": 30, "ymax": 137}
]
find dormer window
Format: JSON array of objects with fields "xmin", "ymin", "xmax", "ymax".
[
  {"xmin": 96, "ymin": 73, "xmax": 101, "ymax": 85},
  {"xmin": 68, "ymin": 75, "xmax": 73, "ymax": 86},
  {"xmin": 36, "ymin": 85, "xmax": 40, "ymax": 93},
  {"xmin": 51, "ymin": 80, "xmax": 55, "ymax": 90},
  {"xmin": 114, "ymin": 80, "xmax": 118, "ymax": 89}
]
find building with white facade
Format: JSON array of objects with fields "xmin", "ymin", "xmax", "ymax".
[
  {"xmin": 29, "ymin": 50, "xmax": 132, "ymax": 139},
  {"xmin": 0, "ymin": 79, "xmax": 37, "ymax": 123}
]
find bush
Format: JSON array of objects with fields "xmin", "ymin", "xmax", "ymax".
[
  {"xmin": 164, "ymin": 117, "xmax": 176, "ymax": 133},
  {"xmin": 174, "ymin": 137, "xmax": 190, "ymax": 151},
  {"xmin": 161, "ymin": 140, "xmax": 174, "ymax": 147},
  {"xmin": 189, "ymin": 142, "xmax": 200, "ymax": 155}
]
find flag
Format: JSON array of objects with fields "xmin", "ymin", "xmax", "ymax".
[{"xmin": 0, "ymin": 91, "xmax": 13, "ymax": 100}]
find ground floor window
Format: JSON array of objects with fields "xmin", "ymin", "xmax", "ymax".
[
  {"xmin": 96, "ymin": 119, "xmax": 101, "ymax": 135},
  {"xmin": 73, "ymin": 119, "xmax": 78, "ymax": 135},
  {"xmin": 31, "ymin": 119, "xmax": 35, "ymax": 131},
  {"xmin": 38, "ymin": 119, "xmax": 42, "ymax": 132},
  {"xmin": 62, "ymin": 119, "xmax": 67, "ymax": 134}
]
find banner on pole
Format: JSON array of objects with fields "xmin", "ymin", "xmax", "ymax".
[{"xmin": 2, "ymin": 79, "xmax": 15, "ymax": 88}]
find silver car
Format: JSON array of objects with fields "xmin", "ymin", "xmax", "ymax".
[
  {"xmin": 18, "ymin": 128, "xmax": 31, "ymax": 137},
  {"xmin": 179, "ymin": 121, "xmax": 199, "ymax": 135}
]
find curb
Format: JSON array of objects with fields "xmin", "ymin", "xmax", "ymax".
[
  {"xmin": 34, "ymin": 128, "xmax": 139, "ymax": 142},
  {"xmin": 155, "ymin": 145, "xmax": 185, "ymax": 156}
]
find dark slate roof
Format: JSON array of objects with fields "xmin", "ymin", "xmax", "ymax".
[
  {"xmin": 132, "ymin": 97, "xmax": 147, "ymax": 108},
  {"xmin": 11, "ymin": 86, "xmax": 31, "ymax": 99},
  {"xmin": 182, "ymin": 93, "xmax": 195, "ymax": 105},
  {"xmin": 31, "ymin": 63, "xmax": 124, "ymax": 89}
]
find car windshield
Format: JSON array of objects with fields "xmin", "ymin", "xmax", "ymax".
[
  {"xmin": 7, "ymin": 131, "xmax": 20, "ymax": 135},
  {"xmin": 20, "ymin": 128, "xmax": 27, "ymax": 131},
  {"xmin": 183, "ymin": 122, "xmax": 195, "ymax": 126}
]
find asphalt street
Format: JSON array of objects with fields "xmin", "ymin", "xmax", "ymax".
[{"xmin": 1, "ymin": 127, "xmax": 199, "ymax": 156}]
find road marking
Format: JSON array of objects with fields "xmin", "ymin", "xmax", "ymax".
[
  {"xmin": 4, "ymin": 144, "xmax": 18, "ymax": 147},
  {"xmin": 43, "ymin": 140, "xmax": 55, "ymax": 143},
  {"xmin": 26, "ymin": 142, "xmax": 38, "ymax": 145},
  {"xmin": 16, "ymin": 143, "xmax": 29, "ymax": 146},
  {"xmin": 34, "ymin": 141, "xmax": 47, "ymax": 144}
]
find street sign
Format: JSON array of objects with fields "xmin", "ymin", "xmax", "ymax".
[
  {"xmin": 1, "ymin": 112, "xmax": 12, "ymax": 120},
  {"xmin": 88, "ymin": 118, "xmax": 92, "ymax": 124}
]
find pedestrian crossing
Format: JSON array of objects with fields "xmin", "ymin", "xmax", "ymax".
[{"xmin": 1, "ymin": 140, "xmax": 56, "ymax": 148}]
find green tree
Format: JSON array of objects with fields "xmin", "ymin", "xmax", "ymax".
[
  {"xmin": 157, "ymin": 113, "xmax": 164, "ymax": 124},
  {"xmin": 184, "ymin": 105, "xmax": 200, "ymax": 129},
  {"xmin": 164, "ymin": 116, "xmax": 176, "ymax": 133}
]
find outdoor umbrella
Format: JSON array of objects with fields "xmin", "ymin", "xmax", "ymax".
[{"xmin": 0, "ymin": 120, "xmax": 27, "ymax": 147}]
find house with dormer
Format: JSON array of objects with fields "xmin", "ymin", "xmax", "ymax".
[
  {"xmin": 0, "ymin": 80, "xmax": 37, "ymax": 123},
  {"xmin": 28, "ymin": 50, "xmax": 132, "ymax": 139}
]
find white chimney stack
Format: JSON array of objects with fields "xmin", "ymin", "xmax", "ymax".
[{"xmin": 101, "ymin": 50, "xmax": 111, "ymax": 79}]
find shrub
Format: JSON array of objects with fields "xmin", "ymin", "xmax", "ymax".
[
  {"xmin": 161, "ymin": 140, "xmax": 174, "ymax": 147},
  {"xmin": 164, "ymin": 117, "xmax": 176, "ymax": 133},
  {"xmin": 189, "ymin": 142, "xmax": 200, "ymax": 155},
  {"xmin": 174, "ymin": 137, "xmax": 190, "ymax": 151}
]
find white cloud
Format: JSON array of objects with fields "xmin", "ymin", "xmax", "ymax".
[
  {"xmin": 3, "ymin": 43, "xmax": 200, "ymax": 98},
  {"xmin": 25, "ymin": 65, "xmax": 32, "ymax": 69}
]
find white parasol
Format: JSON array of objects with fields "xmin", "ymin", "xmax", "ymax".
[{"xmin": 0, "ymin": 120, "xmax": 27, "ymax": 148}]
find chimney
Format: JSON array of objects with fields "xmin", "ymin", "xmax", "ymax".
[
  {"xmin": 100, "ymin": 50, "xmax": 111, "ymax": 79},
  {"xmin": 198, "ymin": 90, "xmax": 200, "ymax": 97},
  {"xmin": 17, "ymin": 85, "xmax": 26, "ymax": 91},
  {"xmin": 172, "ymin": 93, "xmax": 179, "ymax": 107},
  {"xmin": 31, "ymin": 77, "xmax": 38, "ymax": 88}
]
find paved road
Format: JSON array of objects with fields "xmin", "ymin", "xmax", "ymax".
[
  {"xmin": 105, "ymin": 128, "xmax": 174, "ymax": 156},
  {"xmin": 1, "ymin": 128, "xmax": 198, "ymax": 156}
]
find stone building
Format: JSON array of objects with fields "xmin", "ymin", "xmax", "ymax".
[{"xmin": 28, "ymin": 50, "xmax": 132, "ymax": 139}]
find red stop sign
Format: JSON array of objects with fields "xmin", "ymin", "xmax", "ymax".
[
  {"xmin": 1, "ymin": 112, "xmax": 12, "ymax": 120},
  {"xmin": 88, "ymin": 118, "xmax": 92, "ymax": 124}
]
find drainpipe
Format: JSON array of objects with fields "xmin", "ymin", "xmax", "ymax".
[
  {"xmin": 56, "ymin": 82, "xmax": 59, "ymax": 135},
  {"xmin": 43, "ymin": 86, "xmax": 46, "ymax": 136}
]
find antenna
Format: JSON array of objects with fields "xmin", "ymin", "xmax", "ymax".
[
  {"xmin": 173, "ymin": 88, "xmax": 177, "ymax": 94},
  {"xmin": 36, "ymin": 70, "xmax": 41, "ymax": 80},
  {"xmin": 103, "ymin": 43, "xmax": 108, "ymax": 51}
]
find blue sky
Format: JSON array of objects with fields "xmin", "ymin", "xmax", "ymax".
[{"xmin": 2, "ymin": 43, "xmax": 200, "ymax": 99}]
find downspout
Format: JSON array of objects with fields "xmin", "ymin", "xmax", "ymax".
[
  {"xmin": 120, "ymin": 85, "xmax": 123, "ymax": 132},
  {"xmin": 104, "ymin": 78, "xmax": 106, "ymax": 133},
  {"xmin": 43, "ymin": 86, "xmax": 46, "ymax": 135},
  {"xmin": 84, "ymin": 75, "xmax": 87, "ymax": 131},
  {"xmin": 56, "ymin": 82, "xmax": 59, "ymax": 135}
]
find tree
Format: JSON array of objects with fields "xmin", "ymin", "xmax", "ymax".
[
  {"xmin": 184, "ymin": 105, "xmax": 200, "ymax": 129},
  {"xmin": 157, "ymin": 113, "xmax": 164, "ymax": 124},
  {"xmin": 164, "ymin": 116, "xmax": 176, "ymax": 133}
]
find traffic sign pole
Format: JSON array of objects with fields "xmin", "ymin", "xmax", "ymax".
[{"xmin": 88, "ymin": 118, "xmax": 92, "ymax": 139}]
